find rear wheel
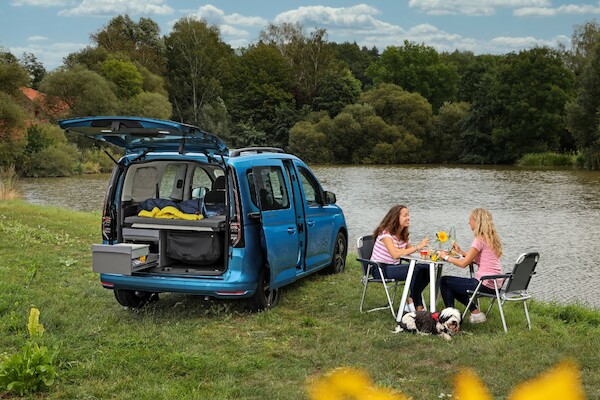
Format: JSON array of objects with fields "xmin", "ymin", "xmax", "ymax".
[
  {"xmin": 249, "ymin": 268, "xmax": 281, "ymax": 311},
  {"xmin": 326, "ymin": 231, "xmax": 347, "ymax": 274},
  {"xmin": 114, "ymin": 289, "xmax": 157, "ymax": 308}
]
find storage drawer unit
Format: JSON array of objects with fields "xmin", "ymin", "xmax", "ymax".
[{"xmin": 92, "ymin": 243, "xmax": 150, "ymax": 275}]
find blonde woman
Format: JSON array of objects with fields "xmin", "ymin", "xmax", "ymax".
[{"xmin": 438, "ymin": 208, "xmax": 503, "ymax": 324}]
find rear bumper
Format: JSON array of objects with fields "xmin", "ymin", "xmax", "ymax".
[{"xmin": 99, "ymin": 273, "xmax": 257, "ymax": 299}]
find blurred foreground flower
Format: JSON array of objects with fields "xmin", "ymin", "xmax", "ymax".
[
  {"xmin": 309, "ymin": 361, "xmax": 584, "ymax": 400},
  {"xmin": 308, "ymin": 367, "xmax": 407, "ymax": 400},
  {"xmin": 455, "ymin": 360, "xmax": 584, "ymax": 400}
]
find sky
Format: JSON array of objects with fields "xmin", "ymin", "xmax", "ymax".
[{"xmin": 1, "ymin": 0, "xmax": 599, "ymax": 71}]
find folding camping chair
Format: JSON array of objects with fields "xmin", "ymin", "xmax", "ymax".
[
  {"xmin": 463, "ymin": 252, "xmax": 539, "ymax": 332},
  {"xmin": 357, "ymin": 235, "xmax": 401, "ymax": 318}
]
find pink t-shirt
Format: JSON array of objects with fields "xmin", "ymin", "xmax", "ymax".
[
  {"xmin": 370, "ymin": 231, "xmax": 407, "ymax": 265},
  {"xmin": 472, "ymin": 237, "xmax": 503, "ymax": 289}
]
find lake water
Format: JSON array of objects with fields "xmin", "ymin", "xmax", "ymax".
[{"xmin": 20, "ymin": 165, "xmax": 600, "ymax": 308}]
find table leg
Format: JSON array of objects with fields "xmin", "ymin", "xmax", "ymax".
[
  {"xmin": 429, "ymin": 262, "xmax": 436, "ymax": 312},
  {"xmin": 396, "ymin": 259, "xmax": 416, "ymax": 323}
]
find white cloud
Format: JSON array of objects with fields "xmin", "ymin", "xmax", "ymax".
[
  {"xmin": 409, "ymin": 0, "xmax": 551, "ymax": 16},
  {"xmin": 176, "ymin": 4, "xmax": 269, "ymax": 47},
  {"xmin": 514, "ymin": 4, "xmax": 600, "ymax": 16},
  {"xmin": 10, "ymin": 0, "xmax": 72, "ymax": 6},
  {"xmin": 58, "ymin": 0, "xmax": 173, "ymax": 17},
  {"xmin": 10, "ymin": 41, "xmax": 88, "ymax": 70},
  {"xmin": 274, "ymin": 4, "xmax": 390, "ymax": 32},
  {"xmin": 27, "ymin": 35, "xmax": 49, "ymax": 41},
  {"xmin": 190, "ymin": 4, "xmax": 267, "ymax": 27}
]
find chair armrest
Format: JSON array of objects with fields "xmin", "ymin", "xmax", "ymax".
[
  {"xmin": 357, "ymin": 257, "xmax": 383, "ymax": 267},
  {"xmin": 479, "ymin": 273, "xmax": 511, "ymax": 280}
]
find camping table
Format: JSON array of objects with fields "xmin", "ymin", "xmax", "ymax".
[{"xmin": 395, "ymin": 255, "xmax": 448, "ymax": 324}]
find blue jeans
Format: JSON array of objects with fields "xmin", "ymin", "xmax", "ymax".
[
  {"xmin": 371, "ymin": 262, "xmax": 429, "ymax": 307},
  {"xmin": 440, "ymin": 276, "xmax": 496, "ymax": 312}
]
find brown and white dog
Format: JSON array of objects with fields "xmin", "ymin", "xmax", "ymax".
[{"xmin": 394, "ymin": 307, "xmax": 462, "ymax": 341}]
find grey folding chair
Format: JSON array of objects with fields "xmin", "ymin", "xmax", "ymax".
[
  {"xmin": 463, "ymin": 252, "xmax": 539, "ymax": 332},
  {"xmin": 357, "ymin": 235, "xmax": 401, "ymax": 318}
]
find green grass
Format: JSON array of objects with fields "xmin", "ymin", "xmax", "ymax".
[{"xmin": 1, "ymin": 200, "xmax": 599, "ymax": 399}]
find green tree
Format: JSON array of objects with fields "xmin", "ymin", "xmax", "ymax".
[
  {"xmin": 0, "ymin": 91, "xmax": 28, "ymax": 167},
  {"xmin": 492, "ymin": 48, "xmax": 575, "ymax": 163},
  {"xmin": 260, "ymin": 22, "xmax": 339, "ymax": 108},
  {"xmin": 431, "ymin": 101, "xmax": 471, "ymax": 162},
  {"xmin": 359, "ymin": 83, "xmax": 432, "ymax": 149},
  {"xmin": 560, "ymin": 20, "xmax": 600, "ymax": 79},
  {"xmin": 331, "ymin": 42, "xmax": 378, "ymax": 89},
  {"xmin": 313, "ymin": 68, "xmax": 362, "ymax": 117},
  {"xmin": 39, "ymin": 65, "xmax": 119, "ymax": 118},
  {"xmin": 124, "ymin": 91, "xmax": 172, "ymax": 119},
  {"xmin": 0, "ymin": 51, "xmax": 30, "ymax": 95},
  {"xmin": 456, "ymin": 54, "xmax": 501, "ymax": 103},
  {"xmin": 225, "ymin": 42, "xmax": 296, "ymax": 147},
  {"xmin": 63, "ymin": 46, "xmax": 110, "ymax": 72},
  {"xmin": 101, "ymin": 58, "xmax": 143, "ymax": 98},
  {"xmin": 91, "ymin": 15, "xmax": 166, "ymax": 74},
  {"xmin": 19, "ymin": 52, "xmax": 46, "ymax": 90},
  {"xmin": 366, "ymin": 41, "xmax": 458, "ymax": 110},
  {"xmin": 566, "ymin": 39, "xmax": 600, "ymax": 169},
  {"xmin": 165, "ymin": 17, "xmax": 233, "ymax": 126},
  {"xmin": 288, "ymin": 119, "xmax": 334, "ymax": 163}
]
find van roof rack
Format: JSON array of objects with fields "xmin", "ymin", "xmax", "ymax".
[{"xmin": 229, "ymin": 147, "xmax": 285, "ymax": 157}]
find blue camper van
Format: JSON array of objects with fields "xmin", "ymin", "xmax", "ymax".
[{"xmin": 59, "ymin": 116, "xmax": 347, "ymax": 310}]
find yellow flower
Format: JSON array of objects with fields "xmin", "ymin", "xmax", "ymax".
[
  {"xmin": 27, "ymin": 307, "xmax": 45, "ymax": 338},
  {"xmin": 437, "ymin": 231, "xmax": 449, "ymax": 243},
  {"xmin": 508, "ymin": 361, "xmax": 585, "ymax": 400},
  {"xmin": 454, "ymin": 369, "xmax": 493, "ymax": 400},
  {"xmin": 454, "ymin": 361, "xmax": 584, "ymax": 400},
  {"xmin": 308, "ymin": 367, "xmax": 408, "ymax": 400}
]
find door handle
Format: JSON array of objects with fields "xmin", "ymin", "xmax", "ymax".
[
  {"xmin": 287, "ymin": 227, "xmax": 297, "ymax": 234},
  {"xmin": 307, "ymin": 220, "xmax": 315, "ymax": 227}
]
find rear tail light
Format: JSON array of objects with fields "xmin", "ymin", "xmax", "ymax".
[
  {"xmin": 102, "ymin": 216, "xmax": 113, "ymax": 241},
  {"xmin": 230, "ymin": 221, "xmax": 241, "ymax": 247}
]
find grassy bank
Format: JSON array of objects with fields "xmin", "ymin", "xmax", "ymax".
[
  {"xmin": 0, "ymin": 166, "xmax": 21, "ymax": 200},
  {"xmin": 1, "ymin": 200, "xmax": 599, "ymax": 399},
  {"xmin": 516, "ymin": 151, "xmax": 577, "ymax": 167}
]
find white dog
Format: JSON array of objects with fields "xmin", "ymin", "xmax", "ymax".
[{"xmin": 394, "ymin": 307, "xmax": 462, "ymax": 341}]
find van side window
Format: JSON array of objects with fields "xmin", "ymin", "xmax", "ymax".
[
  {"xmin": 248, "ymin": 167, "xmax": 289, "ymax": 211},
  {"xmin": 159, "ymin": 164, "xmax": 180, "ymax": 198},
  {"xmin": 191, "ymin": 167, "xmax": 212, "ymax": 199},
  {"xmin": 298, "ymin": 167, "xmax": 321, "ymax": 205}
]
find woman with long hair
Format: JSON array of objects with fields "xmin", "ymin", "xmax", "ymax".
[
  {"xmin": 370, "ymin": 204, "xmax": 430, "ymax": 311},
  {"xmin": 438, "ymin": 208, "xmax": 503, "ymax": 323}
]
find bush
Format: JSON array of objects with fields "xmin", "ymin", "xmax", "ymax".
[
  {"xmin": 80, "ymin": 148, "xmax": 119, "ymax": 173},
  {"xmin": 0, "ymin": 308, "xmax": 58, "ymax": 396},
  {"xmin": 516, "ymin": 152, "xmax": 576, "ymax": 167},
  {"xmin": 25, "ymin": 142, "xmax": 79, "ymax": 177}
]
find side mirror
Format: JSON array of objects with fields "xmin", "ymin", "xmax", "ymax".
[{"xmin": 323, "ymin": 191, "xmax": 336, "ymax": 204}]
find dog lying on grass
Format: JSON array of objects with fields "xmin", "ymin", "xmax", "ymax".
[{"xmin": 394, "ymin": 307, "xmax": 462, "ymax": 341}]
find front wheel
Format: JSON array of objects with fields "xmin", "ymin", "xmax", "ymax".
[
  {"xmin": 114, "ymin": 289, "xmax": 157, "ymax": 308},
  {"xmin": 249, "ymin": 268, "xmax": 281, "ymax": 311},
  {"xmin": 325, "ymin": 231, "xmax": 347, "ymax": 274}
]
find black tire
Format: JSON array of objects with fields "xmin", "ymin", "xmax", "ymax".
[
  {"xmin": 114, "ymin": 289, "xmax": 157, "ymax": 308},
  {"xmin": 325, "ymin": 231, "xmax": 347, "ymax": 274},
  {"xmin": 249, "ymin": 268, "xmax": 281, "ymax": 311}
]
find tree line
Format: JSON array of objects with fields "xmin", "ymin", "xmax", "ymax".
[{"xmin": 2, "ymin": 15, "xmax": 600, "ymax": 176}]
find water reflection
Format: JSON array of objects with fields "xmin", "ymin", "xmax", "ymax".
[{"xmin": 20, "ymin": 166, "xmax": 600, "ymax": 308}]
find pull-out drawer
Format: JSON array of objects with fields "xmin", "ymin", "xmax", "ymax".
[{"xmin": 92, "ymin": 243, "xmax": 155, "ymax": 275}]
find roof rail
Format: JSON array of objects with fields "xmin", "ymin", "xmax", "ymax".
[{"xmin": 229, "ymin": 147, "xmax": 285, "ymax": 157}]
